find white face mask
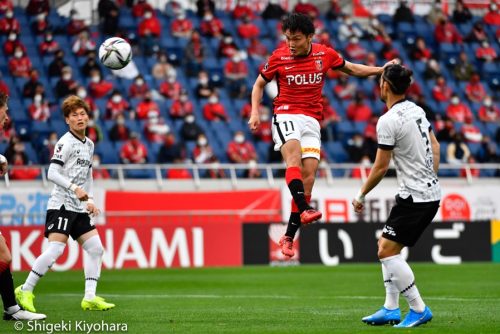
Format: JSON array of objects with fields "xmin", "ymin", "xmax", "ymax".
[
  {"xmin": 5, "ymin": 11, "xmax": 13, "ymax": 19},
  {"xmin": 8, "ymin": 33, "xmax": 16, "ymax": 41},
  {"xmin": 484, "ymin": 99, "xmax": 492, "ymax": 107},
  {"xmin": 180, "ymin": 95, "xmax": 188, "ymax": 102},
  {"xmin": 49, "ymin": 139, "xmax": 58, "ymax": 146},
  {"xmin": 167, "ymin": 76, "xmax": 176, "ymax": 83},
  {"xmin": 91, "ymin": 76, "xmax": 100, "ymax": 83},
  {"xmin": 149, "ymin": 117, "xmax": 159, "ymax": 124},
  {"xmin": 62, "ymin": 73, "xmax": 71, "ymax": 81},
  {"xmin": 199, "ymin": 78, "xmax": 208, "ymax": 85},
  {"xmin": 144, "ymin": 12, "xmax": 152, "ymax": 19},
  {"xmin": 93, "ymin": 159, "xmax": 100, "ymax": 167},
  {"xmin": 209, "ymin": 97, "xmax": 218, "ymax": 104},
  {"xmin": 204, "ymin": 15, "xmax": 213, "ymax": 21},
  {"xmin": 224, "ymin": 37, "xmax": 233, "ymax": 44},
  {"xmin": 345, "ymin": 18, "xmax": 352, "ymax": 25},
  {"xmin": 14, "ymin": 51, "xmax": 23, "ymax": 58},
  {"xmin": 77, "ymin": 89, "xmax": 87, "ymax": 99},
  {"xmin": 185, "ymin": 115, "xmax": 195, "ymax": 123},
  {"xmin": 34, "ymin": 94, "xmax": 42, "ymax": 103},
  {"xmin": 178, "ymin": 14, "xmax": 186, "ymax": 20},
  {"xmin": 197, "ymin": 138, "xmax": 207, "ymax": 146},
  {"xmin": 88, "ymin": 120, "xmax": 95, "ymax": 127},
  {"xmin": 112, "ymin": 95, "xmax": 122, "ymax": 103},
  {"xmin": 451, "ymin": 97, "xmax": 459, "ymax": 105},
  {"xmin": 234, "ymin": 135, "xmax": 244, "ymax": 143},
  {"xmin": 136, "ymin": 79, "xmax": 144, "ymax": 86},
  {"xmin": 232, "ymin": 55, "xmax": 241, "ymax": 62},
  {"xmin": 117, "ymin": 118, "xmax": 125, "ymax": 125}
]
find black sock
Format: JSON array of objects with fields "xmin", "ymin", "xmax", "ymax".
[
  {"xmin": 285, "ymin": 212, "xmax": 301, "ymax": 238},
  {"xmin": 287, "ymin": 179, "xmax": 310, "ymax": 212},
  {"xmin": 0, "ymin": 267, "xmax": 17, "ymax": 309}
]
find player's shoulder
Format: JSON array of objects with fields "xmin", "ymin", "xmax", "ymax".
[
  {"xmin": 270, "ymin": 45, "xmax": 290, "ymax": 60},
  {"xmin": 86, "ymin": 137, "xmax": 95, "ymax": 149},
  {"xmin": 312, "ymin": 43, "xmax": 341, "ymax": 56}
]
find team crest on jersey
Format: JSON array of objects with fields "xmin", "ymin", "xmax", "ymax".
[
  {"xmin": 315, "ymin": 59, "xmax": 323, "ymax": 71},
  {"xmin": 56, "ymin": 144, "xmax": 63, "ymax": 153}
]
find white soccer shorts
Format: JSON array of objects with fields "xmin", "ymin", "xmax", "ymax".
[{"xmin": 271, "ymin": 113, "xmax": 321, "ymax": 160}]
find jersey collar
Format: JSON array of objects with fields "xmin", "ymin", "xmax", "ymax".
[
  {"xmin": 389, "ymin": 98, "xmax": 407, "ymax": 110},
  {"xmin": 69, "ymin": 130, "xmax": 86, "ymax": 143}
]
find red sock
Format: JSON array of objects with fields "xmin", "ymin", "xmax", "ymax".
[
  {"xmin": 305, "ymin": 195, "xmax": 311, "ymax": 205},
  {"xmin": 286, "ymin": 167, "xmax": 309, "ymax": 213},
  {"xmin": 0, "ymin": 261, "xmax": 9, "ymax": 275},
  {"xmin": 285, "ymin": 166, "xmax": 302, "ymax": 184}
]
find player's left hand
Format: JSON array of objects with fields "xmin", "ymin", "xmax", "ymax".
[
  {"xmin": 248, "ymin": 113, "xmax": 261, "ymax": 131},
  {"xmin": 352, "ymin": 199, "xmax": 364, "ymax": 213},
  {"xmin": 87, "ymin": 203, "xmax": 101, "ymax": 217}
]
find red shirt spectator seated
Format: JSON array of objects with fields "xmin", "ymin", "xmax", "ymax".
[
  {"xmin": 39, "ymin": 31, "xmax": 60, "ymax": 54},
  {"xmin": 200, "ymin": 12, "xmax": 224, "ymax": 38},
  {"xmin": 475, "ymin": 41, "xmax": 498, "ymax": 62},
  {"xmin": 334, "ymin": 75, "xmax": 357, "ymax": 100},
  {"xmin": 170, "ymin": 92, "xmax": 194, "ymax": 119},
  {"xmin": 483, "ymin": 3, "xmax": 500, "ymax": 25},
  {"xmin": 159, "ymin": 74, "xmax": 183, "ymax": 100},
  {"xmin": 136, "ymin": 93, "xmax": 160, "ymax": 120},
  {"xmin": 120, "ymin": 133, "xmax": 148, "ymax": 164},
  {"xmin": 465, "ymin": 74, "xmax": 487, "ymax": 103},
  {"xmin": 345, "ymin": 37, "xmax": 367, "ymax": 62},
  {"xmin": 478, "ymin": 97, "xmax": 500, "ymax": 122},
  {"xmin": 29, "ymin": 94, "xmax": 51, "ymax": 121},
  {"xmin": 432, "ymin": 76, "xmax": 453, "ymax": 102},
  {"xmin": 171, "ymin": 12, "xmax": 193, "ymax": 38},
  {"xmin": 8, "ymin": 48, "xmax": 32, "ymax": 78},
  {"xmin": 294, "ymin": 0, "xmax": 320, "ymax": 17},
  {"xmin": 0, "ymin": 9, "xmax": 20, "ymax": 34},
  {"xmin": 237, "ymin": 15, "xmax": 260, "ymax": 39},
  {"xmin": 347, "ymin": 94, "xmax": 372, "ymax": 122},
  {"xmin": 128, "ymin": 75, "xmax": 150, "ymax": 99},
  {"xmin": 434, "ymin": 18, "xmax": 462, "ymax": 44},
  {"xmin": 446, "ymin": 95, "xmax": 473, "ymax": 122},
  {"xmin": 232, "ymin": 0, "xmax": 255, "ymax": 19},
  {"xmin": 203, "ymin": 95, "xmax": 229, "ymax": 122},
  {"xmin": 3, "ymin": 32, "xmax": 26, "ymax": 56},
  {"xmin": 132, "ymin": 0, "xmax": 154, "ymax": 17},
  {"xmin": 226, "ymin": 131, "xmax": 257, "ymax": 163},
  {"xmin": 106, "ymin": 91, "xmax": 130, "ymax": 120},
  {"xmin": 461, "ymin": 116, "xmax": 482, "ymax": 143},
  {"xmin": 88, "ymin": 70, "xmax": 113, "ymax": 99},
  {"xmin": 138, "ymin": 10, "xmax": 161, "ymax": 37},
  {"xmin": 143, "ymin": 114, "xmax": 170, "ymax": 143}
]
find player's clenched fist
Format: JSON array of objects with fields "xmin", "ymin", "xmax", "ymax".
[{"xmin": 248, "ymin": 112, "xmax": 261, "ymax": 131}]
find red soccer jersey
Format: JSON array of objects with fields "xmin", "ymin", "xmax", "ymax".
[{"xmin": 260, "ymin": 43, "xmax": 344, "ymax": 121}]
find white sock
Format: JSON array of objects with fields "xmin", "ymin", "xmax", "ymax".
[
  {"xmin": 82, "ymin": 235, "xmax": 104, "ymax": 300},
  {"xmin": 23, "ymin": 242, "xmax": 66, "ymax": 292},
  {"xmin": 380, "ymin": 254, "xmax": 426, "ymax": 313},
  {"xmin": 381, "ymin": 262, "xmax": 399, "ymax": 310}
]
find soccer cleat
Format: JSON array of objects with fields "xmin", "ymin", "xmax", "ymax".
[
  {"xmin": 81, "ymin": 296, "xmax": 115, "ymax": 311},
  {"xmin": 394, "ymin": 306, "xmax": 433, "ymax": 328},
  {"xmin": 362, "ymin": 307, "xmax": 401, "ymax": 325},
  {"xmin": 279, "ymin": 235, "xmax": 295, "ymax": 257},
  {"xmin": 3, "ymin": 309, "xmax": 46, "ymax": 321},
  {"xmin": 300, "ymin": 209, "xmax": 322, "ymax": 224},
  {"xmin": 15, "ymin": 285, "xmax": 36, "ymax": 313}
]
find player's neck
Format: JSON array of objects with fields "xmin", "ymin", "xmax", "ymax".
[
  {"xmin": 70, "ymin": 129, "xmax": 86, "ymax": 141},
  {"xmin": 386, "ymin": 95, "xmax": 406, "ymax": 110}
]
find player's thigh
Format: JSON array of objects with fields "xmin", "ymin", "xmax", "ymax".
[
  {"xmin": 77, "ymin": 229, "xmax": 99, "ymax": 245},
  {"xmin": 70, "ymin": 213, "xmax": 96, "ymax": 241},
  {"xmin": 0, "ymin": 234, "xmax": 12, "ymax": 263},
  {"xmin": 45, "ymin": 208, "xmax": 75, "ymax": 242},
  {"xmin": 272, "ymin": 114, "xmax": 304, "ymax": 164}
]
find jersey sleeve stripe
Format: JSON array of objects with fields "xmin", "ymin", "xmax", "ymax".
[
  {"xmin": 260, "ymin": 72, "xmax": 272, "ymax": 82},
  {"xmin": 50, "ymin": 159, "xmax": 64, "ymax": 166},
  {"xmin": 378, "ymin": 144, "xmax": 394, "ymax": 151},
  {"xmin": 331, "ymin": 59, "xmax": 346, "ymax": 70}
]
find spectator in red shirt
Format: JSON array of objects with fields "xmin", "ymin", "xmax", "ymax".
[
  {"xmin": 247, "ymin": 37, "xmax": 268, "ymax": 61},
  {"xmin": 76, "ymin": 86, "xmax": 99, "ymax": 119},
  {"xmin": 466, "ymin": 21, "xmax": 488, "ymax": 43},
  {"xmin": 128, "ymin": 75, "xmax": 150, "ymax": 99},
  {"xmin": 0, "ymin": 9, "xmax": 20, "ymax": 34},
  {"xmin": 224, "ymin": 53, "xmax": 249, "ymax": 98},
  {"xmin": 227, "ymin": 130, "xmax": 257, "ymax": 163},
  {"xmin": 109, "ymin": 114, "xmax": 130, "ymax": 141},
  {"xmin": 432, "ymin": 76, "xmax": 453, "ymax": 102},
  {"xmin": 232, "ymin": 0, "xmax": 255, "ymax": 20},
  {"xmin": 316, "ymin": 29, "xmax": 334, "ymax": 48},
  {"xmin": 475, "ymin": 41, "xmax": 498, "ymax": 62},
  {"xmin": 334, "ymin": 75, "xmax": 357, "ymax": 100},
  {"xmin": 55, "ymin": 66, "xmax": 78, "ymax": 98},
  {"xmin": 106, "ymin": 90, "xmax": 130, "ymax": 120},
  {"xmin": 143, "ymin": 113, "xmax": 170, "ymax": 143},
  {"xmin": 170, "ymin": 91, "xmax": 194, "ymax": 119},
  {"xmin": 39, "ymin": 30, "xmax": 59, "ymax": 55},
  {"xmin": 23, "ymin": 69, "xmax": 43, "ymax": 99},
  {"xmin": 31, "ymin": 12, "xmax": 50, "ymax": 35},
  {"xmin": 192, "ymin": 134, "xmax": 225, "ymax": 178},
  {"xmin": 67, "ymin": 9, "xmax": 87, "ymax": 36},
  {"xmin": 136, "ymin": 92, "xmax": 160, "ymax": 120},
  {"xmin": 0, "ymin": 0, "xmax": 13, "ymax": 15},
  {"xmin": 26, "ymin": 0, "xmax": 49, "ymax": 16},
  {"xmin": 321, "ymin": 94, "xmax": 341, "ymax": 141},
  {"xmin": 200, "ymin": 11, "xmax": 224, "ymax": 38},
  {"xmin": 461, "ymin": 115, "xmax": 482, "ymax": 143},
  {"xmin": 92, "ymin": 154, "xmax": 110, "ymax": 180},
  {"xmin": 241, "ymin": 98, "xmax": 269, "ymax": 120},
  {"xmin": 0, "ymin": 74, "xmax": 9, "ymax": 95},
  {"xmin": 132, "ymin": 0, "xmax": 154, "ymax": 18},
  {"xmin": 120, "ymin": 132, "xmax": 148, "ymax": 164},
  {"xmin": 9, "ymin": 47, "xmax": 32, "ymax": 78},
  {"xmin": 410, "ymin": 36, "xmax": 433, "ymax": 61},
  {"xmin": 86, "ymin": 118, "xmax": 103, "ymax": 144},
  {"xmin": 3, "ymin": 32, "xmax": 25, "ymax": 56},
  {"xmin": 347, "ymin": 92, "xmax": 372, "ymax": 122},
  {"xmin": 434, "ymin": 17, "xmax": 462, "ymax": 44},
  {"xmin": 379, "ymin": 35, "xmax": 400, "ymax": 61},
  {"xmin": 446, "ymin": 94, "xmax": 473, "ymax": 122},
  {"xmin": 203, "ymin": 94, "xmax": 228, "ymax": 122},
  {"xmin": 252, "ymin": 110, "xmax": 272, "ymax": 142},
  {"xmin": 159, "ymin": 72, "xmax": 183, "ymax": 100},
  {"xmin": 72, "ymin": 30, "xmax": 96, "ymax": 57},
  {"xmin": 345, "ymin": 36, "xmax": 368, "ymax": 62},
  {"xmin": 8, "ymin": 148, "xmax": 40, "ymax": 180},
  {"xmin": 88, "ymin": 69, "xmax": 113, "ymax": 99},
  {"xmin": 137, "ymin": 9, "xmax": 161, "ymax": 37},
  {"xmin": 28, "ymin": 94, "xmax": 51, "ymax": 121},
  {"xmin": 294, "ymin": 0, "xmax": 319, "ymax": 17},
  {"xmin": 465, "ymin": 73, "xmax": 487, "ymax": 103},
  {"xmin": 478, "ymin": 96, "xmax": 500, "ymax": 122},
  {"xmin": 171, "ymin": 11, "xmax": 193, "ymax": 38},
  {"xmin": 483, "ymin": 3, "xmax": 500, "ymax": 25},
  {"xmin": 407, "ymin": 80, "xmax": 423, "ymax": 102},
  {"xmin": 237, "ymin": 15, "xmax": 260, "ymax": 39},
  {"xmin": 218, "ymin": 34, "xmax": 239, "ymax": 58}
]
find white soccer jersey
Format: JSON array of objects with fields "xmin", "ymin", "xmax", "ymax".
[
  {"xmin": 47, "ymin": 132, "xmax": 94, "ymax": 212},
  {"xmin": 377, "ymin": 100, "xmax": 441, "ymax": 202}
]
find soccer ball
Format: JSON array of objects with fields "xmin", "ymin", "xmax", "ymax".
[{"xmin": 98, "ymin": 37, "xmax": 132, "ymax": 70}]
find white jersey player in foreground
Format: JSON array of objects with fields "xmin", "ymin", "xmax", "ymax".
[
  {"xmin": 352, "ymin": 64, "xmax": 441, "ymax": 328},
  {"xmin": 0, "ymin": 92, "xmax": 46, "ymax": 321},
  {"xmin": 16, "ymin": 95, "xmax": 115, "ymax": 312}
]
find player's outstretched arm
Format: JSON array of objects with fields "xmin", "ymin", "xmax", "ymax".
[
  {"xmin": 340, "ymin": 59, "xmax": 399, "ymax": 77},
  {"xmin": 248, "ymin": 75, "xmax": 267, "ymax": 131},
  {"xmin": 430, "ymin": 130, "xmax": 440, "ymax": 174}
]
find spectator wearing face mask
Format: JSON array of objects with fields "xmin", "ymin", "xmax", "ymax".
[
  {"xmin": 92, "ymin": 154, "xmax": 110, "ymax": 179},
  {"xmin": 218, "ymin": 34, "xmax": 239, "ymax": 58},
  {"xmin": 465, "ymin": 73, "xmax": 487, "ymax": 103},
  {"xmin": 171, "ymin": 91, "xmax": 194, "ymax": 119},
  {"xmin": 38, "ymin": 132, "xmax": 58, "ymax": 164},
  {"xmin": 76, "ymin": 86, "xmax": 99, "ymax": 119},
  {"xmin": 338, "ymin": 14, "xmax": 363, "ymax": 42},
  {"xmin": 31, "ymin": 11, "xmax": 50, "ymax": 35},
  {"xmin": 346, "ymin": 133, "xmax": 369, "ymax": 163},
  {"xmin": 195, "ymin": 70, "xmax": 215, "ymax": 99},
  {"xmin": 72, "ymin": 30, "xmax": 96, "ymax": 57},
  {"xmin": 237, "ymin": 14, "xmax": 259, "ymax": 40},
  {"xmin": 85, "ymin": 118, "xmax": 103, "ymax": 144},
  {"xmin": 203, "ymin": 94, "xmax": 228, "ymax": 122},
  {"xmin": 152, "ymin": 52, "xmax": 176, "ymax": 80},
  {"xmin": 192, "ymin": 133, "xmax": 225, "ymax": 178},
  {"xmin": 81, "ymin": 50, "xmax": 102, "ymax": 78},
  {"xmin": 423, "ymin": 58, "xmax": 442, "ymax": 80},
  {"xmin": 109, "ymin": 114, "xmax": 130, "ymax": 141},
  {"xmin": 136, "ymin": 92, "xmax": 160, "ymax": 120},
  {"xmin": 132, "ymin": 0, "xmax": 154, "ymax": 18},
  {"xmin": 333, "ymin": 75, "xmax": 357, "ymax": 100},
  {"xmin": 28, "ymin": 94, "xmax": 51, "ymax": 121},
  {"xmin": 447, "ymin": 133, "xmax": 470, "ymax": 165},
  {"xmin": 478, "ymin": 97, "xmax": 500, "ymax": 122},
  {"xmin": 138, "ymin": 9, "xmax": 161, "ymax": 37},
  {"xmin": 252, "ymin": 110, "xmax": 272, "ymax": 142},
  {"xmin": 345, "ymin": 36, "xmax": 368, "ymax": 62},
  {"xmin": 8, "ymin": 143, "xmax": 40, "ymax": 180},
  {"xmin": 475, "ymin": 40, "xmax": 498, "ymax": 63},
  {"xmin": 180, "ymin": 114, "xmax": 204, "ymax": 141},
  {"xmin": 434, "ymin": 17, "xmax": 463, "ymax": 44},
  {"xmin": 227, "ymin": 130, "xmax": 257, "ymax": 164},
  {"xmin": 446, "ymin": 94, "xmax": 473, "ymax": 123},
  {"xmin": 200, "ymin": 10, "xmax": 224, "ymax": 38},
  {"xmin": 55, "ymin": 66, "xmax": 78, "ymax": 98},
  {"xmin": 159, "ymin": 72, "xmax": 183, "ymax": 100},
  {"xmin": 23, "ymin": 69, "xmax": 43, "ymax": 99},
  {"xmin": 233, "ymin": 0, "xmax": 255, "ymax": 20},
  {"xmin": 8, "ymin": 47, "xmax": 32, "ymax": 78},
  {"xmin": 106, "ymin": 90, "xmax": 130, "ymax": 120},
  {"xmin": 39, "ymin": 30, "xmax": 59, "ymax": 55},
  {"xmin": 461, "ymin": 115, "xmax": 482, "ymax": 144},
  {"xmin": 184, "ymin": 30, "xmax": 205, "ymax": 77},
  {"xmin": 3, "ymin": 31, "xmax": 26, "ymax": 56},
  {"xmin": 171, "ymin": 11, "xmax": 193, "ymax": 38},
  {"xmin": 88, "ymin": 69, "xmax": 113, "ymax": 99},
  {"xmin": 483, "ymin": 3, "xmax": 500, "ymax": 25},
  {"xmin": 346, "ymin": 92, "xmax": 372, "ymax": 122},
  {"xmin": 224, "ymin": 52, "xmax": 249, "ymax": 98},
  {"xmin": 0, "ymin": 9, "xmax": 20, "ymax": 34},
  {"xmin": 143, "ymin": 113, "xmax": 170, "ymax": 143},
  {"xmin": 120, "ymin": 132, "xmax": 148, "ymax": 164},
  {"xmin": 128, "ymin": 75, "xmax": 150, "ymax": 99},
  {"xmin": 431, "ymin": 75, "xmax": 452, "ymax": 102}
]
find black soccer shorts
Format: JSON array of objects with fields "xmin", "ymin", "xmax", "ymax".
[
  {"xmin": 44, "ymin": 205, "xmax": 96, "ymax": 240},
  {"xmin": 382, "ymin": 195, "xmax": 440, "ymax": 247}
]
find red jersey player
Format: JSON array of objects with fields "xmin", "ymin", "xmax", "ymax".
[{"xmin": 249, "ymin": 13, "xmax": 396, "ymax": 258}]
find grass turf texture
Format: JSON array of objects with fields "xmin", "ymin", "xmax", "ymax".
[{"xmin": 2, "ymin": 263, "xmax": 499, "ymax": 333}]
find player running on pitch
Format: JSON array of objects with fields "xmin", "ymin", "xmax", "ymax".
[
  {"xmin": 352, "ymin": 64, "xmax": 441, "ymax": 328},
  {"xmin": 16, "ymin": 95, "xmax": 115, "ymax": 312},
  {"xmin": 248, "ymin": 13, "xmax": 397, "ymax": 257}
]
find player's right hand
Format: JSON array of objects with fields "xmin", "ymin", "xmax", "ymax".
[
  {"xmin": 75, "ymin": 187, "xmax": 89, "ymax": 201},
  {"xmin": 248, "ymin": 113, "xmax": 261, "ymax": 131},
  {"xmin": 352, "ymin": 199, "xmax": 364, "ymax": 214}
]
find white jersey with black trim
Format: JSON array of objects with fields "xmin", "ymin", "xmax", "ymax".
[
  {"xmin": 377, "ymin": 100, "xmax": 441, "ymax": 203},
  {"xmin": 47, "ymin": 131, "xmax": 94, "ymax": 212}
]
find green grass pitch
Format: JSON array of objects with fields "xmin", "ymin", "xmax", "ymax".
[{"xmin": 2, "ymin": 263, "xmax": 499, "ymax": 333}]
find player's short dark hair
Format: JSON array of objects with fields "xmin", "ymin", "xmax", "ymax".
[
  {"xmin": 282, "ymin": 13, "xmax": 315, "ymax": 36},
  {"xmin": 0, "ymin": 92, "xmax": 8, "ymax": 108},
  {"xmin": 62, "ymin": 95, "xmax": 90, "ymax": 118},
  {"xmin": 382, "ymin": 64, "xmax": 413, "ymax": 95}
]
